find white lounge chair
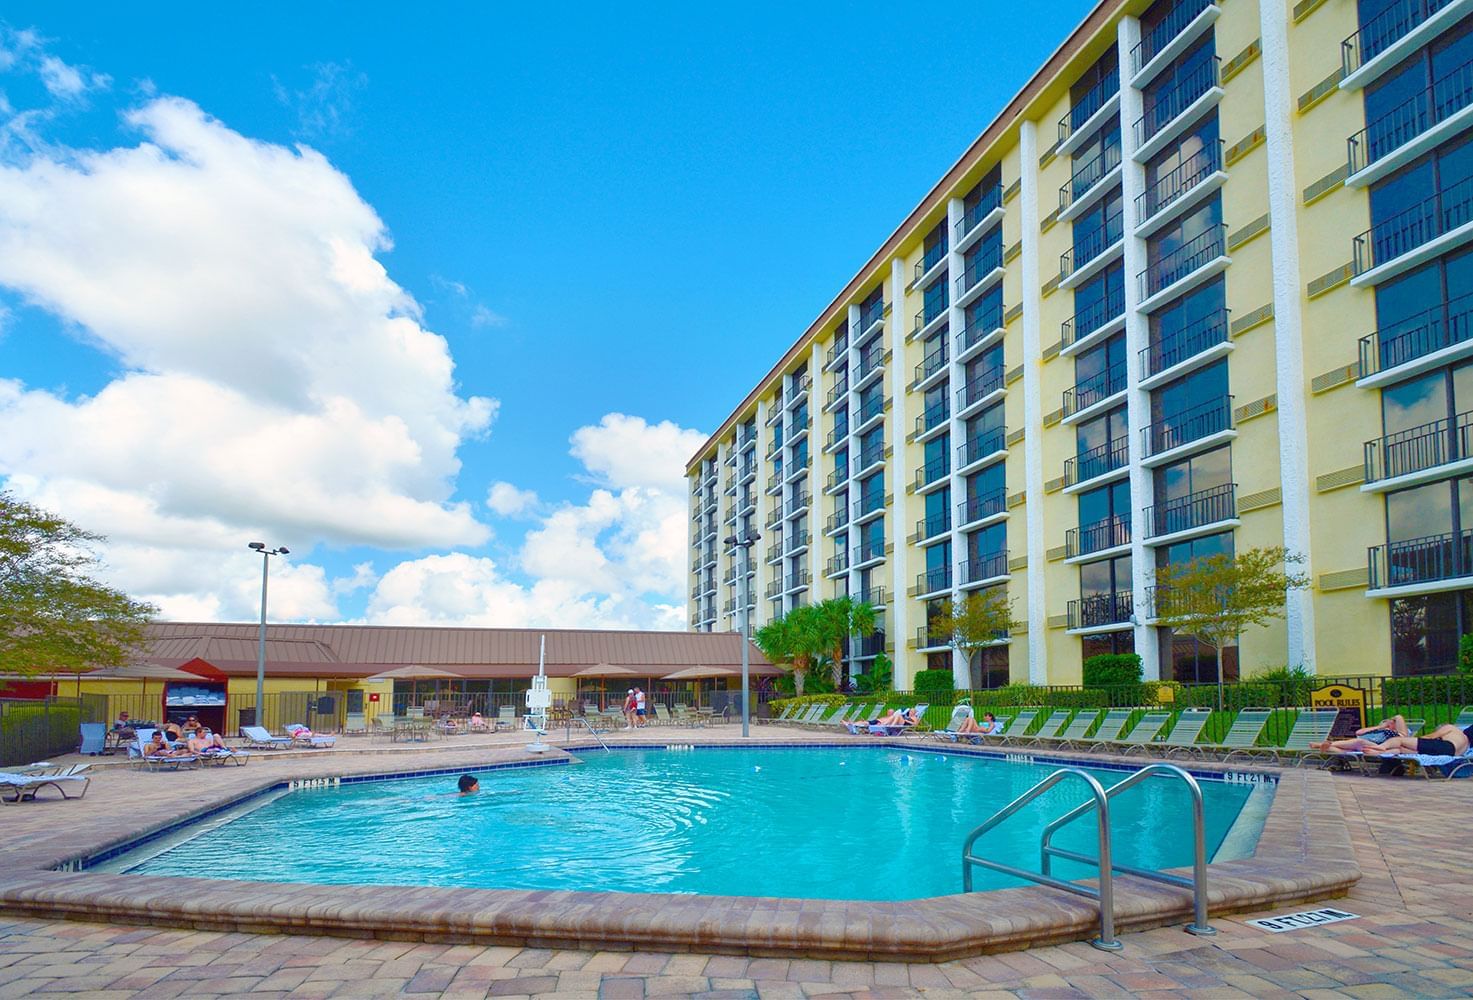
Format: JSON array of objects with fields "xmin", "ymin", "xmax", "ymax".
[
  {"xmin": 0, "ymin": 770, "xmax": 90, "ymax": 803},
  {"xmin": 241, "ymin": 725, "xmax": 293, "ymax": 749},
  {"xmin": 286, "ymin": 724, "xmax": 337, "ymax": 748}
]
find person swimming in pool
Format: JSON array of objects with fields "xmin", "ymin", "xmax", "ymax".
[{"xmin": 457, "ymin": 774, "xmax": 479, "ymax": 795}]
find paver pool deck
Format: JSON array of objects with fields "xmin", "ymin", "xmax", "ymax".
[{"xmin": 1, "ymin": 724, "xmax": 1470, "ymax": 997}]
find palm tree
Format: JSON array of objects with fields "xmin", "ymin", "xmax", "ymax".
[
  {"xmin": 755, "ymin": 606, "xmax": 825, "ymax": 696},
  {"xmin": 815, "ymin": 596, "xmax": 878, "ymax": 690}
]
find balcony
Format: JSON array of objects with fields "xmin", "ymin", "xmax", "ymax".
[
  {"xmin": 824, "ymin": 377, "xmax": 849, "ymax": 410},
  {"xmin": 765, "ymin": 542, "xmax": 783, "ymax": 564},
  {"xmin": 955, "ymin": 187, "xmax": 1004, "ymax": 247},
  {"xmin": 915, "ymin": 626, "xmax": 950, "ymax": 651},
  {"xmin": 915, "ymin": 240, "xmax": 948, "ymax": 286},
  {"xmin": 1343, "ymin": 0, "xmax": 1466, "ymax": 88},
  {"xmin": 1138, "ymin": 222, "xmax": 1228, "ymax": 308},
  {"xmin": 853, "ymin": 492, "xmax": 886, "ymax": 522},
  {"xmin": 914, "ymin": 455, "xmax": 950, "ymax": 492},
  {"xmin": 958, "ymin": 487, "xmax": 1008, "ymax": 527},
  {"xmin": 956, "ymin": 367, "xmax": 1006, "ymax": 414},
  {"xmin": 786, "ymin": 529, "xmax": 811, "ymax": 554},
  {"xmin": 1131, "ymin": 0, "xmax": 1218, "ymax": 83},
  {"xmin": 765, "ymin": 475, "xmax": 783, "ymax": 496},
  {"xmin": 739, "ymin": 459, "xmax": 758, "ymax": 482},
  {"xmin": 1365, "ymin": 410, "xmax": 1473, "ymax": 488},
  {"xmin": 1065, "ymin": 514, "xmax": 1131, "ymax": 559},
  {"xmin": 1140, "ymin": 308, "xmax": 1231, "ymax": 382},
  {"xmin": 913, "ymin": 344, "xmax": 949, "ymax": 389},
  {"xmin": 824, "ymin": 338, "xmax": 849, "ymax": 371},
  {"xmin": 915, "ymin": 566, "xmax": 953, "ymax": 597},
  {"xmin": 857, "ymin": 585, "xmax": 888, "ymax": 607},
  {"xmin": 765, "ymin": 579, "xmax": 783, "ymax": 599},
  {"xmin": 1060, "ymin": 206, "xmax": 1124, "ymax": 286},
  {"xmin": 856, "ymin": 444, "xmax": 885, "ymax": 474},
  {"xmin": 856, "ymin": 343, "xmax": 889, "ymax": 383},
  {"xmin": 1065, "ymin": 435, "xmax": 1130, "ymax": 488},
  {"xmin": 914, "ymin": 511, "xmax": 951, "ymax": 544},
  {"xmin": 1061, "ymin": 362, "xmax": 1126, "ymax": 421},
  {"xmin": 1369, "ymin": 528, "xmax": 1473, "ymax": 591},
  {"xmin": 1059, "ymin": 138, "xmax": 1121, "ymax": 217},
  {"xmin": 848, "ymin": 633, "xmax": 888, "ymax": 658},
  {"xmin": 1347, "ymin": 56, "xmax": 1473, "ymax": 186},
  {"xmin": 1353, "ymin": 175, "xmax": 1473, "ymax": 285},
  {"xmin": 737, "ymin": 428, "xmax": 757, "ymax": 451},
  {"xmin": 956, "ymin": 248, "xmax": 1004, "ymax": 306},
  {"xmin": 826, "ymin": 550, "xmax": 849, "ymax": 577},
  {"xmin": 723, "ymin": 475, "xmax": 736, "ymax": 494},
  {"xmin": 857, "ymin": 305, "xmax": 885, "ymax": 342},
  {"xmin": 825, "ymin": 506, "xmax": 849, "ymax": 534},
  {"xmin": 915, "ymin": 400, "xmax": 950, "ymax": 437},
  {"xmin": 1133, "ymin": 57, "xmax": 1223, "ymax": 163},
  {"xmin": 765, "ymin": 505, "xmax": 784, "ymax": 530},
  {"xmin": 959, "ymin": 550, "xmax": 1009, "ymax": 587},
  {"xmin": 785, "ymin": 570, "xmax": 811, "ymax": 593},
  {"xmin": 789, "ymin": 412, "xmax": 810, "ymax": 437},
  {"xmin": 958, "ymin": 305, "xmax": 1005, "ymax": 358},
  {"xmin": 825, "ymin": 464, "xmax": 848, "ymax": 492},
  {"xmin": 786, "ymin": 373, "xmax": 811, "ymax": 402},
  {"xmin": 1058, "ymin": 69, "xmax": 1121, "ymax": 152},
  {"xmin": 1359, "ymin": 292, "xmax": 1473, "ymax": 384},
  {"xmin": 853, "ymin": 539, "xmax": 886, "ymax": 567},
  {"xmin": 1067, "ymin": 592, "xmax": 1134, "ymax": 630},
  {"xmin": 1144, "ymin": 482, "xmax": 1237, "ymax": 539},
  {"xmin": 1142, "ymin": 395, "xmax": 1234, "ymax": 461},
  {"xmin": 856, "ymin": 393, "xmax": 885, "ymax": 429},
  {"xmin": 785, "ymin": 491, "xmax": 811, "ymax": 516},
  {"xmin": 1062, "ymin": 284, "xmax": 1126, "ymax": 353},
  {"xmin": 1136, "ymin": 140, "xmax": 1226, "ymax": 237},
  {"xmin": 957, "ymin": 427, "xmax": 1007, "ymax": 471},
  {"xmin": 825, "ymin": 423, "xmax": 849, "ymax": 451},
  {"xmin": 912, "ymin": 306, "xmax": 949, "ymax": 341}
]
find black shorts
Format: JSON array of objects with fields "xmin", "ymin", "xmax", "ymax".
[{"xmin": 1417, "ymin": 737, "xmax": 1456, "ymax": 756}]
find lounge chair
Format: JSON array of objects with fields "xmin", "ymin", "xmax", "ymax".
[
  {"xmin": 497, "ymin": 706, "xmax": 516, "ymax": 725},
  {"xmin": 1274, "ymin": 709, "xmax": 1344, "ymax": 766},
  {"xmin": 343, "ymin": 713, "xmax": 368, "ymax": 735},
  {"xmin": 867, "ymin": 704, "xmax": 929, "ymax": 736},
  {"xmin": 1131, "ymin": 708, "xmax": 1212, "ymax": 757},
  {"xmin": 1011, "ymin": 709, "xmax": 1069, "ymax": 747},
  {"xmin": 78, "ymin": 722, "xmax": 107, "ymax": 756},
  {"xmin": 931, "ymin": 705, "xmax": 976, "ymax": 741},
  {"xmin": 1207, "ymin": 708, "xmax": 1275, "ymax": 763},
  {"xmin": 804, "ymin": 704, "xmax": 849, "ymax": 728},
  {"xmin": 286, "ymin": 724, "xmax": 337, "ymax": 748},
  {"xmin": 136, "ymin": 733, "xmax": 200, "ymax": 771},
  {"xmin": 1034, "ymin": 709, "xmax": 1103, "ymax": 750},
  {"xmin": 1093, "ymin": 711, "xmax": 1171, "ymax": 753},
  {"xmin": 0, "ymin": 770, "xmax": 90, "ymax": 803},
  {"xmin": 760, "ymin": 704, "xmax": 796, "ymax": 725},
  {"xmin": 1073, "ymin": 709, "xmax": 1135, "ymax": 751},
  {"xmin": 241, "ymin": 725, "xmax": 293, "ymax": 749},
  {"xmin": 984, "ymin": 709, "xmax": 1037, "ymax": 745}
]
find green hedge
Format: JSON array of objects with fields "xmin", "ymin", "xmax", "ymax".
[
  {"xmin": 1082, "ymin": 654, "xmax": 1142, "ymax": 687},
  {"xmin": 1382, "ymin": 675, "xmax": 1473, "ymax": 709},
  {"xmin": 913, "ymin": 670, "xmax": 954, "ymax": 698}
]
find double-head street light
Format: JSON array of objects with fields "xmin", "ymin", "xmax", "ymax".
[
  {"xmin": 723, "ymin": 530, "xmax": 759, "ymax": 737},
  {"xmin": 248, "ymin": 542, "xmax": 289, "ymax": 727}
]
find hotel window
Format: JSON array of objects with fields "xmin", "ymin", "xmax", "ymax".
[
  {"xmin": 922, "ymin": 433, "xmax": 949, "ymax": 486},
  {"xmin": 1073, "ymin": 332, "xmax": 1126, "ymax": 409},
  {"xmin": 966, "ymin": 284, "xmax": 1004, "ymax": 337},
  {"xmin": 858, "ymin": 380, "xmax": 884, "ymax": 421},
  {"xmin": 966, "ymin": 342, "xmax": 1003, "ymax": 387},
  {"xmin": 860, "ymin": 517, "xmax": 884, "ymax": 558},
  {"xmin": 1372, "ymin": 245, "xmax": 1473, "ymax": 372},
  {"xmin": 923, "ymin": 485, "xmax": 950, "ymax": 539},
  {"xmin": 923, "ymin": 273, "xmax": 949, "ymax": 324},
  {"xmin": 1149, "ymin": 357, "xmax": 1228, "ymax": 430},
  {"xmin": 1080, "ymin": 552, "xmax": 1131, "ymax": 610},
  {"xmin": 1367, "ymin": 132, "xmax": 1473, "ymax": 266},
  {"xmin": 1391, "ymin": 589, "xmax": 1473, "ymax": 675},
  {"xmin": 1146, "ymin": 275, "xmax": 1226, "ymax": 372},
  {"xmin": 921, "ymin": 219, "xmax": 948, "ymax": 275},
  {"xmin": 859, "ymin": 286, "xmax": 885, "ymax": 333},
  {"xmin": 1155, "ymin": 529, "xmax": 1237, "ymax": 683},
  {"xmin": 1152, "ymin": 444, "xmax": 1232, "ymax": 536},
  {"xmin": 1145, "ymin": 195, "xmax": 1222, "ymax": 279},
  {"xmin": 1070, "ymin": 47, "xmax": 1119, "ymax": 134},
  {"xmin": 859, "ymin": 425, "xmax": 884, "ymax": 467},
  {"xmin": 1078, "ymin": 479, "xmax": 1131, "ymax": 547},
  {"xmin": 858, "ymin": 470, "xmax": 883, "ymax": 509},
  {"xmin": 1082, "ymin": 631, "xmax": 1134, "ymax": 663},
  {"xmin": 965, "ymin": 400, "xmax": 1005, "ymax": 451},
  {"xmin": 966, "ymin": 520, "xmax": 1006, "ymax": 567},
  {"xmin": 1072, "ymin": 123, "xmax": 1122, "ymax": 199},
  {"xmin": 1363, "ymin": 18, "xmax": 1473, "ymax": 165},
  {"xmin": 970, "ymin": 643, "xmax": 1010, "ymax": 690},
  {"xmin": 1075, "ymin": 404, "xmax": 1128, "ymax": 478},
  {"xmin": 965, "ymin": 459, "xmax": 1006, "ymax": 512},
  {"xmin": 925, "ymin": 538, "xmax": 951, "ymax": 583},
  {"xmin": 1072, "ymin": 262, "xmax": 1125, "ymax": 339},
  {"xmin": 1073, "ymin": 187, "xmax": 1124, "ymax": 262},
  {"xmin": 1140, "ymin": 33, "xmax": 1216, "ymax": 137},
  {"xmin": 1142, "ymin": 113, "xmax": 1219, "ymax": 220}
]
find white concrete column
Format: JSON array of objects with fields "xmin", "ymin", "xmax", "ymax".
[
  {"xmin": 944, "ymin": 195, "xmax": 970, "ymax": 687},
  {"xmin": 1018, "ymin": 120, "xmax": 1050, "ymax": 685},
  {"xmin": 845, "ymin": 302, "xmax": 862, "ymax": 600},
  {"xmin": 1117, "ymin": 15, "xmax": 1163, "ymax": 682},
  {"xmin": 889, "ymin": 258, "xmax": 912, "ymax": 682},
  {"xmin": 754, "ymin": 397, "xmax": 769, "ymax": 627},
  {"xmin": 1260, "ymin": 0, "xmax": 1317, "ymax": 672},
  {"xmin": 808, "ymin": 340, "xmax": 824, "ymax": 605}
]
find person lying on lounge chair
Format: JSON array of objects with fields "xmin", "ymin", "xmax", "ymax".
[
  {"xmin": 1351, "ymin": 721, "xmax": 1473, "ymax": 758},
  {"xmin": 1310, "ymin": 714, "xmax": 1414, "ymax": 752},
  {"xmin": 955, "ymin": 711, "xmax": 1002, "ymax": 736},
  {"xmin": 187, "ymin": 727, "xmax": 227, "ymax": 753},
  {"xmin": 144, "ymin": 731, "xmax": 191, "ymax": 758}
]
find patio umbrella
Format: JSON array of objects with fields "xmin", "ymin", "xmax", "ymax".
[
  {"xmin": 661, "ymin": 665, "xmax": 735, "ymax": 680},
  {"xmin": 572, "ymin": 663, "xmax": 639, "ymax": 710},
  {"xmin": 364, "ymin": 664, "xmax": 468, "ymax": 708}
]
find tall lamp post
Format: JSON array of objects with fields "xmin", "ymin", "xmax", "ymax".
[
  {"xmin": 723, "ymin": 530, "xmax": 759, "ymax": 737},
  {"xmin": 248, "ymin": 542, "xmax": 289, "ymax": 730}
]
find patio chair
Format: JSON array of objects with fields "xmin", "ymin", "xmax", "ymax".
[
  {"xmin": 0, "ymin": 770, "xmax": 90, "ymax": 803},
  {"xmin": 405, "ymin": 706, "xmax": 425, "ymax": 720},
  {"xmin": 286, "ymin": 724, "xmax": 337, "ymax": 748},
  {"xmin": 1204, "ymin": 708, "xmax": 1275, "ymax": 763},
  {"xmin": 1094, "ymin": 711, "xmax": 1172, "ymax": 753},
  {"xmin": 1073, "ymin": 708, "xmax": 1135, "ymax": 751},
  {"xmin": 983, "ymin": 708, "xmax": 1038, "ymax": 745},
  {"xmin": 1007, "ymin": 709, "xmax": 1066, "ymax": 746},
  {"xmin": 134, "ymin": 731, "xmax": 200, "ymax": 771},
  {"xmin": 1033, "ymin": 709, "xmax": 1103, "ymax": 750},
  {"xmin": 929, "ymin": 704, "xmax": 975, "ymax": 741},
  {"xmin": 343, "ymin": 713, "xmax": 368, "ymax": 735},
  {"xmin": 866, "ymin": 704, "xmax": 929, "ymax": 736},
  {"xmin": 1130, "ymin": 708, "xmax": 1213, "ymax": 757},
  {"xmin": 373, "ymin": 714, "xmax": 399, "ymax": 739},
  {"xmin": 79, "ymin": 723, "xmax": 107, "ymax": 756},
  {"xmin": 759, "ymin": 704, "xmax": 796, "ymax": 725},
  {"xmin": 241, "ymin": 725, "xmax": 293, "ymax": 749},
  {"xmin": 807, "ymin": 704, "xmax": 850, "ymax": 728},
  {"xmin": 1273, "ymin": 709, "xmax": 1347, "ymax": 766},
  {"xmin": 497, "ymin": 706, "xmax": 516, "ymax": 725}
]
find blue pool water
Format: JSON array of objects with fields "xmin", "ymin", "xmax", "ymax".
[{"xmin": 112, "ymin": 748, "xmax": 1267, "ymax": 900}]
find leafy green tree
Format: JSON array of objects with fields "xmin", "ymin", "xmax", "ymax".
[
  {"xmin": 814, "ymin": 595, "xmax": 878, "ymax": 690},
  {"xmin": 855, "ymin": 651, "xmax": 892, "ymax": 695},
  {"xmin": 754, "ymin": 605, "xmax": 825, "ymax": 697},
  {"xmin": 1152, "ymin": 546, "xmax": 1311, "ymax": 708},
  {"xmin": 928, "ymin": 588, "xmax": 1018, "ymax": 682},
  {"xmin": 0, "ymin": 492, "xmax": 156, "ymax": 682}
]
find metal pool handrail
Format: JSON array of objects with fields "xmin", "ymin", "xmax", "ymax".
[
  {"xmin": 1039, "ymin": 762, "xmax": 1216, "ymax": 938},
  {"xmin": 565, "ymin": 716, "xmax": 611, "ymax": 752},
  {"xmin": 960, "ymin": 767, "xmax": 1122, "ymax": 951}
]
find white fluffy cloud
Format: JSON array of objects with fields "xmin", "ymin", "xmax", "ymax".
[
  {"xmin": 487, "ymin": 481, "xmax": 539, "ymax": 517},
  {"xmin": 571, "ymin": 413, "xmax": 706, "ymax": 491}
]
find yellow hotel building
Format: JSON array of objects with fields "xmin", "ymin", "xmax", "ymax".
[{"xmin": 685, "ymin": 0, "xmax": 1473, "ymax": 688}]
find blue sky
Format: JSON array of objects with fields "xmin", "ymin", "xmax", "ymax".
[{"xmin": 0, "ymin": 2, "xmax": 1092, "ymax": 628}]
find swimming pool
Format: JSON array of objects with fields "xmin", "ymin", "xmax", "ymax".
[{"xmin": 105, "ymin": 747, "xmax": 1271, "ymax": 901}]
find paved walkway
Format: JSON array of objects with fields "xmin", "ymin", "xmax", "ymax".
[{"xmin": 2, "ymin": 737, "xmax": 1471, "ymax": 997}]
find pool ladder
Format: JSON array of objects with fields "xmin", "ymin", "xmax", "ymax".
[
  {"xmin": 960, "ymin": 762, "xmax": 1215, "ymax": 951},
  {"xmin": 565, "ymin": 716, "xmax": 611, "ymax": 752}
]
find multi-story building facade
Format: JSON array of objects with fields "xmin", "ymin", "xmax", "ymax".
[{"xmin": 687, "ymin": 0, "xmax": 1473, "ymax": 688}]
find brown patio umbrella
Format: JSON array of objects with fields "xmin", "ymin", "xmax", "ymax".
[
  {"xmin": 572, "ymin": 663, "xmax": 639, "ymax": 710},
  {"xmin": 661, "ymin": 665, "xmax": 735, "ymax": 680},
  {"xmin": 364, "ymin": 664, "xmax": 468, "ymax": 709}
]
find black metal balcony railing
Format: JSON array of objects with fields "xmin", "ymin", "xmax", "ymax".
[
  {"xmin": 1067, "ymin": 592, "xmax": 1134, "ymax": 630},
  {"xmin": 916, "ymin": 345, "xmax": 949, "ymax": 384},
  {"xmin": 1141, "ymin": 308, "xmax": 1230, "ymax": 378},
  {"xmin": 1369, "ymin": 528, "xmax": 1473, "ymax": 589},
  {"xmin": 764, "ymin": 543, "xmax": 782, "ymax": 564},
  {"xmin": 1062, "ymin": 362, "xmax": 1126, "ymax": 417},
  {"xmin": 857, "ymin": 343, "xmax": 887, "ymax": 380},
  {"xmin": 1348, "ymin": 56, "xmax": 1473, "ymax": 176},
  {"xmin": 826, "ymin": 423, "xmax": 848, "ymax": 450},
  {"xmin": 914, "ymin": 303, "xmax": 948, "ymax": 335},
  {"xmin": 915, "ymin": 456, "xmax": 950, "ymax": 490},
  {"xmin": 958, "ymin": 426, "xmax": 1007, "ymax": 469},
  {"xmin": 788, "ymin": 373, "xmax": 811, "ymax": 400},
  {"xmin": 1062, "ymin": 282, "xmax": 1126, "ymax": 348},
  {"xmin": 826, "ymin": 551, "xmax": 849, "ymax": 576},
  {"xmin": 956, "ymin": 187, "xmax": 1004, "ymax": 240},
  {"xmin": 960, "ymin": 550, "xmax": 1009, "ymax": 585},
  {"xmin": 1062, "ymin": 137, "xmax": 1121, "ymax": 209},
  {"xmin": 825, "ymin": 338, "xmax": 848, "ymax": 368},
  {"xmin": 766, "ymin": 473, "xmax": 783, "ymax": 495},
  {"xmin": 857, "ymin": 393, "xmax": 885, "ymax": 425},
  {"xmin": 787, "ymin": 530, "xmax": 811, "ymax": 553},
  {"xmin": 916, "ymin": 401, "xmax": 950, "ymax": 435},
  {"xmin": 1145, "ymin": 482, "xmax": 1236, "ymax": 537},
  {"xmin": 1354, "ymin": 174, "xmax": 1473, "ymax": 277},
  {"xmin": 1131, "ymin": 0, "xmax": 1215, "ymax": 75},
  {"xmin": 826, "ymin": 501, "xmax": 849, "ymax": 530},
  {"xmin": 1061, "ymin": 205, "xmax": 1124, "ymax": 280},
  {"xmin": 1140, "ymin": 222, "xmax": 1227, "ymax": 300},
  {"xmin": 857, "ymin": 445, "xmax": 884, "ymax": 471},
  {"xmin": 857, "ymin": 585, "xmax": 888, "ymax": 608},
  {"xmin": 786, "ymin": 571, "xmax": 811, "ymax": 591},
  {"xmin": 957, "ymin": 245, "xmax": 1004, "ymax": 297},
  {"xmin": 858, "ymin": 304, "xmax": 884, "ymax": 336},
  {"xmin": 846, "ymin": 633, "xmax": 888, "ymax": 659},
  {"xmin": 957, "ymin": 367, "xmax": 1006, "ymax": 411},
  {"xmin": 825, "ymin": 465, "xmax": 848, "ymax": 491},
  {"xmin": 825, "ymin": 378, "xmax": 849, "ymax": 408},
  {"xmin": 853, "ymin": 491, "xmax": 886, "ymax": 519},
  {"xmin": 1065, "ymin": 435, "xmax": 1130, "ymax": 486},
  {"xmin": 1059, "ymin": 68, "xmax": 1121, "ymax": 145},
  {"xmin": 1343, "ymin": 0, "xmax": 1451, "ymax": 77},
  {"xmin": 1136, "ymin": 140, "xmax": 1223, "ymax": 222},
  {"xmin": 916, "ymin": 626, "xmax": 948, "ymax": 650},
  {"xmin": 1143, "ymin": 395, "xmax": 1233, "ymax": 457},
  {"xmin": 1365, "ymin": 409, "xmax": 1473, "ymax": 483},
  {"xmin": 1360, "ymin": 292, "xmax": 1473, "ymax": 378},
  {"xmin": 854, "ymin": 539, "xmax": 886, "ymax": 565},
  {"xmin": 959, "ymin": 304, "xmax": 1005, "ymax": 354},
  {"xmin": 1134, "ymin": 55, "xmax": 1221, "ymax": 148},
  {"xmin": 917, "ymin": 239, "xmax": 948, "ymax": 280},
  {"xmin": 765, "ymin": 579, "xmax": 782, "ymax": 599},
  {"xmin": 958, "ymin": 486, "xmax": 1008, "ymax": 526},
  {"xmin": 916, "ymin": 566, "xmax": 952, "ymax": 595},
  {"xmin": 785, "ymin": 491, "xmax": 811, "ymax": 515},
  {"xmin": 789, "ymin": 412, "xmax": 810, "ymax": 434},
  {"xmin": 740, "ymin": 459, "xmax": 758, "ymax": 480},
  {"xmin": 1066, "ymin": 514, "xmax": 1131, "ymax": 558},
  {"xmin": 915, "ymin": 512, "xmax": 951, "ymax": 542}
]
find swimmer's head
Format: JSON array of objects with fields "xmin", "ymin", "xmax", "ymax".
[{"xmin": 457, "ymin": 774, "xmax": 479, "ymax": 794}]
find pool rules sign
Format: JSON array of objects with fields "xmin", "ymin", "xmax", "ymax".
[{"xmin": 1246, "ymin": 907, "xmax": 1360, "ymax": 933}]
